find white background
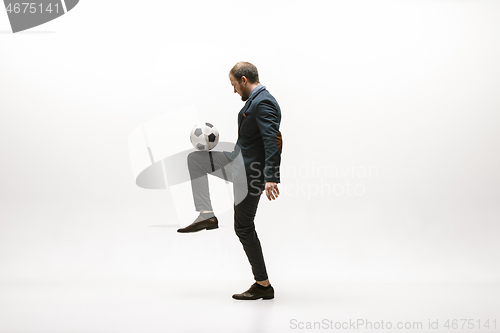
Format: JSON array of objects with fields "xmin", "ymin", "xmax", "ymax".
[{"xmin": 1, "ymin": 1, "xmax": 499, "ymax": 329}]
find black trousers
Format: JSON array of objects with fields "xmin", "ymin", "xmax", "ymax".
[{"xmin": 187, "ymin": 151, "xmax": 268, "ymax": 281}]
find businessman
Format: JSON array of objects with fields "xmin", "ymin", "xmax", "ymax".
[{"xmin": 178, "ymin": 62, "xmax": 282, "ymax": 300}]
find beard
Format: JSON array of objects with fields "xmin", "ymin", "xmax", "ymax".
[{"xmin": 241, "ymin": 90, "xmax": 250, "ymax": 101}]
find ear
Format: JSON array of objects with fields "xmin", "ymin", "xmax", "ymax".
[{"xmin": 240, "ymin": 76, "xmax": 248, "ymax": 85}]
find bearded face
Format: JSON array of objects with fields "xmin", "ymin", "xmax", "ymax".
[{"xmin": 229, "ymin": 74, "xmax": 250, "ymax": 101}]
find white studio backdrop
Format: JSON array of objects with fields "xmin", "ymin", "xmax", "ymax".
[{"xmin": 0, "ymin": 0, "xmax": 499, "ymax": 285}]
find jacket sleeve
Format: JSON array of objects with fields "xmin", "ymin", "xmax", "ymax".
[{"xmin": 255, "ymin": 99, "xmax": 282, "ymax": 183}]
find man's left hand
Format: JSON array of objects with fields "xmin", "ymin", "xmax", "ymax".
[{"xmin": 264, "ymin": 182, "xmax": 280, "ymax": 201}]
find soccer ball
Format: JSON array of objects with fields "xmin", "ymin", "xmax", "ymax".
[{"xmin": 190, "ymin": 122, "xmax": 219, "ymax": 151}]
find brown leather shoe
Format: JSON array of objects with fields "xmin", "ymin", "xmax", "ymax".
[
  {"xmin": 177, "ymin": 215, "xmax": 218, "ymax": 233},
  {"xmin": 232, "ymin": 282, "xmax": 274, "ymax": 300}
]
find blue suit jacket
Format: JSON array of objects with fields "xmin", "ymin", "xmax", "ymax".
[{"xmin": 225, "ymin": 86, "xmax": 282, "ymax": 190}]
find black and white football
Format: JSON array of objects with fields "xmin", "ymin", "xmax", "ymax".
[{"xmin": 190, "ymin": 122, "xmax": 219, "ymax": 151}]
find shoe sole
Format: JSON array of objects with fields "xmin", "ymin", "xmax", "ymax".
[
  {"xmin": 177, "ymin": 225, "xmax": 219, "ymax": 233},
  {"xmin": 232, "ymin": 295, "xmax": 274, "ymax": 300},
  {"xmin": 206, "ymin": 225, "xmax": 218, "ymax": 230}
]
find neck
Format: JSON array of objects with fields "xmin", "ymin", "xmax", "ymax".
[
  {"xmin": 249, "ymin": 82, "xmax": 260, "ymax": 90},
  {"xmin": 246, "ymin": 82, "xmax": 260, "ymax": 96}
]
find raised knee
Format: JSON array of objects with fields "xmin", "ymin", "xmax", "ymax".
[
  {"xmin": 188, "ymin": 151, "xmax": 197, "ymax": 161},
  {"xmin": 188, "ymin": 151, "xmax": 204, "ymax": 164}
]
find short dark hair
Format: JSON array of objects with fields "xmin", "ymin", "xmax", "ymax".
[{"xmin": 229, "ymin": 62, "xmax": 259, "ymax": 83}]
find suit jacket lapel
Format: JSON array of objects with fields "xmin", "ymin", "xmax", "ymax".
[
  {"xmin": 238, "ymin": 100, "xmax": 252, "ymax": 132},
  {"xmin": 237, "ymin": 86, "xmax": 266, "ymax": 132}
]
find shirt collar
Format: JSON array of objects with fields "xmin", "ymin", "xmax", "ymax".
[{"xmin": 247, "ymin": 83, "xmax": 265, "ymax": 102}]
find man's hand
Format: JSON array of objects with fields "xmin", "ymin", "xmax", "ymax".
[{"xmin": 263, "ymin": 182, "xmax": 280, "ymax": 201}]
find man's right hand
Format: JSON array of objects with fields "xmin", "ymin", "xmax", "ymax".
[{"xmin": 263, "ymin": 182, "xmax": 279, "ymax": 201}]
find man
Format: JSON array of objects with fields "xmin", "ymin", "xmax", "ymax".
[{"xmin": 177, "ymin": 61, "xmax": 282, "ymax": 300}]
